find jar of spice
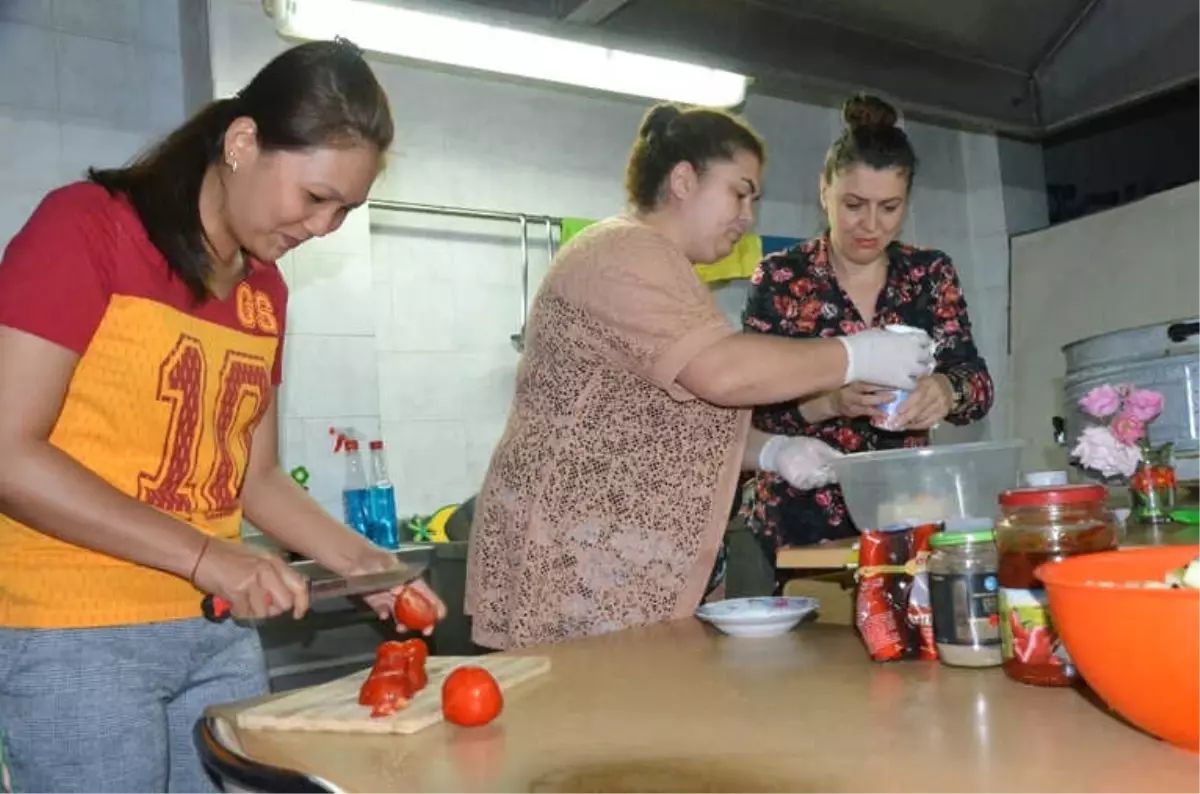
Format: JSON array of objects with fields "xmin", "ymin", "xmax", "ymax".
[
  {"xmin": 928, "ymin": 530, "xmax": 1002, "ymax": 668},
  {"xmin": 994, "ymin": 484, "xmax": 1119, "ymax": 686}
]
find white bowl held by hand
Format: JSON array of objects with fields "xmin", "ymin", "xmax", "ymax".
[{"xmin": 695, "ymin": 597, "xmax": 819, "ymax": 638}]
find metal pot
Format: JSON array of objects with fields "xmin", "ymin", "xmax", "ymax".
[{"xmin": 1058, "ymin": 318, "xmax": 1200, "ymax": 483}]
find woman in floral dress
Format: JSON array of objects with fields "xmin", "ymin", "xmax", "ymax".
[{"xmin": 742, "ymin": 93, "xmax": 995, "ymax": 565}]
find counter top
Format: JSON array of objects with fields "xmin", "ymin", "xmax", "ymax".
[{"xmin": 208, "ymin": 620, "xmax": 1196, "ymax": 792}]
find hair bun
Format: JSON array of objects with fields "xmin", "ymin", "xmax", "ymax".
[
  {"xmin": 332, "ymin": 36, "xmax": 365, "ymax": 58},
  {"xmin": 841, "ymin": 93, "xmax": 898, "ymax": 132},
  {"xmin": 639, "ymin": 102, "xmax": 683, "ymax": 142}
]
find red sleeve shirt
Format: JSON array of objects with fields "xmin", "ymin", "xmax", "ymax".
[
  {"xmin": 0, "ymin": 181, "xmax": 288, "ymax": 382},
  {"xmin": 0, "ymin": 181, "xmax": 292, "ymax": 629}
]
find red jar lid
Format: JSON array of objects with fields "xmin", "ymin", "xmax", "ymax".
[{"xmin": 999, "ymin": 484, "xmax": 1106, "ymax": 507}]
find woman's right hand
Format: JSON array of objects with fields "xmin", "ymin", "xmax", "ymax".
[
  {"xmin": 837, "ymin": 328, "xmax": 933, "ymax": 390},
  {"xmin": 191, "ymin": 538, "xmax": 310, "ymax": 621},
  {"xmin": 829, "ymin": 381, "xmax": 894, "ymax": 421}
]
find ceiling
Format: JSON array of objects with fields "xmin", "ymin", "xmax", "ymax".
[{"xmin": 412, "ymin": 0, "xmax": 1199, "ymax": 137}]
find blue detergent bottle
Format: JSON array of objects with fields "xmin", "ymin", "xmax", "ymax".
[
  {"xmin": 367, "ymin": 440, "xmax": 399, "ymax": 549},
  {"xmin": 341, "ymin": 438, "xmax": 372, "ymax": 538}
]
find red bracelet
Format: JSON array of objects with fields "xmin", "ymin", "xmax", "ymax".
[{"xmin": 189, "ymin": 537, "xmax": 211, "ymax": 585}]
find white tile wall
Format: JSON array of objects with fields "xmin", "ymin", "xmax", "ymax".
[
  {"xmin": 0, "ymin": 0, "xmax": 55, "ymax": 27},
  {"xmin": 204, "ymin": 0, "xmax": 1047, "ymax": 515},
  {"xmin": 0, "ymin": 23, "xmax": 59, "ymax": 112},
  {"xmin": 59, "ymin": 119, "xmax": 148, "ymax": 183},
  {"xmin": 956, "ymin": 133, "xmax": 1051, "ymax": 443},
  {"xmin": 0, "ymin": 1, "xmax": 184, "ymax": 244},
  {"xmin": 276, "ymin": 415, "xmax": 383, "ymax": 518}
]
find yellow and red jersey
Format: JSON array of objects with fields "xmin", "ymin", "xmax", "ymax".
[{"xmin": 0, "ymin": 183, "xmax": 288, "ymax": 628}]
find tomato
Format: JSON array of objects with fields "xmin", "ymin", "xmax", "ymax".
[
  {"xmin": 399, "ymin": 637, "xmax": 429, "ymax": 666},
  {"xmin": 373, "ymin": 641, "xmax": 409, "ymax": 673},
  {"xmin": 441, "ymin": 666, "xmax": 503, "ymax": 727},
  {"xmin": 358, "ymin": 672, "xmax": 413, "ymax": 717},
  {"xmin": 397, "ymin": 638, "xmax": 429, "ymax": 691},
  {"xmin": 369, "ymin": 638, "xmax": 429, "ymax": 698},
  {"xmin": 373, "ymin": 638, "xmax": 428, "ymax": 676},
  {"xmin": 394, "ymin": 585, "xmax": 438, "ymax": 632},
  {"xmin": 371, "ymin": 696, "xmax": 406, "ymax": 719},
  {"xmin": 408, "ymin": 657, "xmax": 428, "ymax": 692}
]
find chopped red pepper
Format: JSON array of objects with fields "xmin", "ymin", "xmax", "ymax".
[{"xmin": 359, "ymin": 638, "xmax": 430, "ymax": 717}]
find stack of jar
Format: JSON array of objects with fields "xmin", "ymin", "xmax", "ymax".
[{"xmin": 927, "ymin": 474, "xmax": 1120, "ymax": 684}]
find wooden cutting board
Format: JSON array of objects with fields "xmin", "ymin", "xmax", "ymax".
[{"xmin": 237, "ymin": 654, "xmax": 551, "ymax": 735}]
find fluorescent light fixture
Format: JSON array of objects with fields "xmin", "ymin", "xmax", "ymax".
[{"xmin": 272, "ymin": 0, "xmax": 750, "ymax": 107}]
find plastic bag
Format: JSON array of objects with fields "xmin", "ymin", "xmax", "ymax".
[{"xmin": 854, "ymin": 523, "xmax": 939, "ymax": 661}]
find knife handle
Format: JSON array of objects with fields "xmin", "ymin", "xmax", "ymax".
[
  {"xmin": 202, "ymin": 592, "xmax": 278, "ymax": 622},
  {"xmin": 201, "ymin": 594, "xmax": 232, "ymax": 623}
]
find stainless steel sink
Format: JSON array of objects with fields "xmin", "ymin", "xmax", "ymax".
[{"xmin": 247, "ymin": 543, "xmax": 442, "ymax": 692}]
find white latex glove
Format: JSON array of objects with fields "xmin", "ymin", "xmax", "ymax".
[
  {"xmin": 758, "ymin": 435, "xmax": 844, "ymax": 490},
  {"xmin": 837, "ymin": 328, "xmax": 934, "ymax": 391}
]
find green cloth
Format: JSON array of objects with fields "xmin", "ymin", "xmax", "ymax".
[
  {"xmin": 559, "ymin": 216, "xmax": 762, "ymax": 283},
  {"xmin": 559, "ymin": 217, "xmax": 595, "ymax": 246}
]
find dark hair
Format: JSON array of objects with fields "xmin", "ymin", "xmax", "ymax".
[
  {"xmin": 822, "ymin": 93, "xmax": 917, "ymax": 188},
  {"xmin": 624, "ymin": 102, "xmax": 765, "ymax": 212},
  {"xmin": 89, "ymin": 38, "xmax": 394, "ymax": 302}
]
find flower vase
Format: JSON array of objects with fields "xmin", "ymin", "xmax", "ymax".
[{"xmin": 1129, "ymin": 443, "xmax": 1176, "ymax": 524}]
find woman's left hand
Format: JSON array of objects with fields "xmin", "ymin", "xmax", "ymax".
[
  {"xmin": 349, "ymin": 547, "xmax": 448, "ymax": 635},
  {"xmin": 893, "ymin": 374, "xmax": 955, "ymax": 431}
]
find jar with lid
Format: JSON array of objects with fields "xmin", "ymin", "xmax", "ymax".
[
  {"xmin": 994, "ymin": 484, "xmax": 1119, "ymax": 686},
  {"xmin": 928, "ymin": 530, "xmax": 1002, "ymax": 668}
]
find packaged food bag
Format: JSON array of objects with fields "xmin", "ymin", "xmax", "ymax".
[{"xmin": 854, "ymin": 523, "xmax": 939, "ymax": 661}]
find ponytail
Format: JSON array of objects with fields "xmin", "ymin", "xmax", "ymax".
[
  {"xmin": 87, "ymin": 39, "xmax": 393, "ymax": 303},
  {"xmin": 89, "ymin": 98, "xmax": 243, "ymax": 302}
]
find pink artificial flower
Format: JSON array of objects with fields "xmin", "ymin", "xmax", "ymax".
[
  {"xmin": 1071, "ymin": 426, "xmax": 1143, "ymax": 479},
  {"xmin": 1110, "ymin": 412, "xmax": 1147, "ymax": 445},
  {"xmin": 1078, "ymin": 384, "xmax": 1122, "ymax": 419},
  {"xmin": 1122, "ymin": 388, "xmax": 1165, "ymax": 422}
]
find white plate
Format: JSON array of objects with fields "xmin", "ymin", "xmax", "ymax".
[{"xmin": 695, "ymin": 597, "xmax": 819, "ymax": 638}]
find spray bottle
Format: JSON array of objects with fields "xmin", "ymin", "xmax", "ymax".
[{"xmin": 331, "ymin": 427, "xmax": 371, "ymax": 538}]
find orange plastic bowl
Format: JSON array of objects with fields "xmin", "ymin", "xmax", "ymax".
[{"xmin": 1036, "ymin": 545, "xmax": 1199, "ymax": 753}]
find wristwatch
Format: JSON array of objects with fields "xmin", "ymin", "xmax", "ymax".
[{"xmin": 946, "ymin": 375, "xmax": 967, "ymax": 412}]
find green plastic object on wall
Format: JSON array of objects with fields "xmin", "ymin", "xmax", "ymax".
[
  {"xmin": 559, "ymin": 216, "xmax": 764, "ymax": 283},
  {"xmin": 289, "ymin": 466, "xmax": 310, "ymax": 491}
]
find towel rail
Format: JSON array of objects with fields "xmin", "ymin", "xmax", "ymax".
[{"xmin": 368, "ymin": 199, "xmax": 562, "ymax": 352}]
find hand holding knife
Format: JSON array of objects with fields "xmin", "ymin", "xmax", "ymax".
[{"xmin": 201, "ymin": 559, "xmax": 430, "ymax": 623}]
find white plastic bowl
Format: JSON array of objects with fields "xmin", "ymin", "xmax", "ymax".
[
  {"xmin": 695, "ymin": 597, "xmax": 819, "ymax": 638},
  {"xmin": 830, "ymin": 439, "xmax": 1025, "ymax": 530}
]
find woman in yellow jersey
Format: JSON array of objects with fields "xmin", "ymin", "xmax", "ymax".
[{"xmin": 0, "ymin": 39, "xmax": 443, "ymax": 793}]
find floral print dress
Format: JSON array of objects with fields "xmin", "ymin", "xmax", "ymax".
[{"xmin": 741, "ymin": 235, "xmax": 994, "ymax": 556}]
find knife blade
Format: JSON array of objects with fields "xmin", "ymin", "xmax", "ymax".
[
  {"xmin": 201, "ymin": 559, "xmax": 430, "ymax": 623},
  {"xmin": 306, "ymin": 564, "xmax": 429, "ymax": 600}
]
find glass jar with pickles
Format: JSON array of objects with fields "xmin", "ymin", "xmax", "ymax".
[{"xmin": 994, "ymin": 484, "xmax": 1119, "ymax": 687}]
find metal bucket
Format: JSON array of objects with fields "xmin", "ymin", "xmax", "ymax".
[{"xmin": 1060, "ymin": 318, "xmax": 1200, "ymax": 482}]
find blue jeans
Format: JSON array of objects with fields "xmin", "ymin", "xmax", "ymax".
[{"xmin": 0, "ymin": 619, "xmax": 268, "ymax": 793}]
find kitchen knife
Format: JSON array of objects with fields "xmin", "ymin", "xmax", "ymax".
[{"xmin": 201, "ymin": 561, "xmax": 430, "ymax": 623}]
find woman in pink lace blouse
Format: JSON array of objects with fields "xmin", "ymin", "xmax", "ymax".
[{"xmin": 465, "ymin": 103, "xmax": 935, "ymax": 650}]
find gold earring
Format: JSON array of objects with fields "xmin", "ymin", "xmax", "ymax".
[{"xmin": 227, "ymin": 152, "xmax": 238, "ymax": 173}]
